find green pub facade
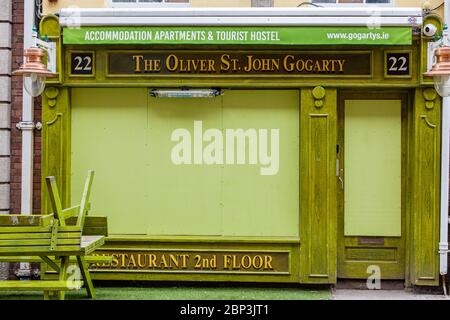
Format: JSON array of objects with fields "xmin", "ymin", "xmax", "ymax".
[{"xmin": 39, "ymin": 7, "xmax": 444, "ymax": 286}]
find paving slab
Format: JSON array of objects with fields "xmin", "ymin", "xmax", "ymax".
[{"xmin": 333, "ymin": 289, "xmax": 449, "ymax": 300}]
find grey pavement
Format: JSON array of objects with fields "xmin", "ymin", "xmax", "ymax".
[{"xmin": 332, "ymin": 289, "xmax": 450, "ymax": 300}]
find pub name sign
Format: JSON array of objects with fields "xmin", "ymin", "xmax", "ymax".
[{"xmin": 107, "ymin": 51, "xmax": 372, "ymax": 76}]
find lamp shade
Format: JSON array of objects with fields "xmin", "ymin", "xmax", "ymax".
[
  {"xmin": 12, "ymin": 48, "xmax": 56, "ymax": 77},
  {"xmin": 12, "ymin": 48, "xmax": 57, "ymax": 98}
]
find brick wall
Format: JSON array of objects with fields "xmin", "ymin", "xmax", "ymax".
[{"xmin": 10, "ymin": 0, "xmax": 42, "ymax": 216}]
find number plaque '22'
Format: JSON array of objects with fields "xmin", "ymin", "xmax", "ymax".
[{"xmin": 71, "ymin": 52, "xmax": 94, "ymax": 75}]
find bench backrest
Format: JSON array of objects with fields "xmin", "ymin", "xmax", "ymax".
[
  {"xmin": 0, "ymin": 170, "xmax": 95, "ymax": 256},
  {"xmin": 46, "ymin": 170, "xmax": 94, "ymax": 231}
]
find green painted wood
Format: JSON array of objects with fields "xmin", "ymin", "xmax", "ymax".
[
  {"xmin": 344, "ymin": 99, "xmax": 402, "ymax": 236},
  {"xmin": 47, "ymin": 176, "xmax": 66, "ymax": 226},
  {"xmin": 0, "ymin": 255, "xmax": 112, "ymax": 264},
  {"xmin": 337, "ymin": 92, "xmax": 407, "ymax": 280},
  {"xmin": 71, "ymin": 88, "xmax": 299, "ymax": 237},
  {"xmin": 71, "ymin": 88, "xmax": 151, "ymax": 235},
  {"xmin": 78, "ymin": 170, "xmax": 95, "ymax": 229},
  {"xmin": 77, "ymin": 256, "xmax": 95, "ymax": 298},
  {"xmin": 66, "ymin": 216, "xmax": 108, "ymax": 236},
  {"xmin": 0, "ymin": 281, "xmax": 83, "ymax": 291},
  {"xmin": 42, "ymin": 87, "xmax": 71, "ymax": 215},
  {"xmin": 40, "ymin": 256, "xmax": 61, "ymax": 273},
  {"xmin": 221, "ymin": 90, "xmax": 299, "ymax": 237},
  {"xmin": 0, "ymin": 214, "xmax": 53, "ymax": 227},
  {"xmin": 299, "ymin": 87, "xmax": 337, "ymax": 284},
  {"xmin": 58, "ymin": 257, "xmax": 70, "ymax": 300},
  {"xmin": 62, "ymin": 206, "xmax": 81, "ymax": 219},
  {"xmin": 410, "ymin": 88, "xmax": 441, "ymax": 286},
  {"xmin": 0, "ymin": 239, "xmax": 80, "ymax": 246}
]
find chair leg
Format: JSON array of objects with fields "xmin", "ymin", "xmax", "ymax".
[
  {"xmin": 57, "ymin": 257, "xmax": 70, "ymax": 300},
  {"xmin": 77, "ymin": 256, "xmax": 95, "ymax": 299}
]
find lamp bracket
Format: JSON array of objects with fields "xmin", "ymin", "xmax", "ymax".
[
  {"xmin": 31, "ymin": 30, "xmax": 57, "ymax": 74},
  {"xmin": 16, "ymin": 121, "xmax": 42, "ymax": 131}
]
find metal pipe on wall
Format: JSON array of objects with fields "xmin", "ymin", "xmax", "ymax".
[
  {"xmin": 15, "ymin": 0, "xmax": 36, "ymax": 278},
  {"xmin": 439, "ymin": 0, "xmax": 450, "ymax": 278}
]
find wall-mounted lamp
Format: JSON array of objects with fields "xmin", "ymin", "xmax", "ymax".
[
  {"xmin": 424, "ymin": 46, "xmax": 450, "ymax": 97},
  {"xmin": 150, "ymin": 89, "xmax": 222, "ymax": 98},
  {"xmin": 12, "ymin": 29, "xmax": 56, "ymax": 97}
]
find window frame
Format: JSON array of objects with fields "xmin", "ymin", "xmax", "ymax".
[
  {"xmin": 107, "ymin": 0, "xmax": 191, "ymax": 8},
  {"xmin": 310, "ymin": 0, "xmax": 394, "ymax": 6}
]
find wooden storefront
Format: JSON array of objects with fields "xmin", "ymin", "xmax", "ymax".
[{"xmin": 39, "ymin": 8, "xmax": 443, "ymax": 286}]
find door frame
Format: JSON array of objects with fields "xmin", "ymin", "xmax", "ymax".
[{"xmin": 336, "ymin": 90, "xmax": 410, "ymax": 281}]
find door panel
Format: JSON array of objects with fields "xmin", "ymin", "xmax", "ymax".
[
  {"xmin": 337, "ymin": 93, "xmax": 406, "ymax": 280},
  {"xmin": 344, "ymin": 100, "xmax": 402, "ymax": 237}
]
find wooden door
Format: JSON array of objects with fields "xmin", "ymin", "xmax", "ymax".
[{"xmin": 337, "ymin": 92, "xmax": 407, "ymax": 280}]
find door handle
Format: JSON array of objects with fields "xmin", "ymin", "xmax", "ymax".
[{"xmin": 336, "ymin": 158, "xmax": 344, "ymax": 190}]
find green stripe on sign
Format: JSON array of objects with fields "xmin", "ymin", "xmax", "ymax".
[{"xmin": 63, "ymin": 26, "xmax": 412, "ymax": 46}]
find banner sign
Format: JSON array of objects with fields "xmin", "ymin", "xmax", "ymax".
[
  {"xmin": 90, "ymin": 250, "xmax": 290, "ymax": 274},
  {"xmin": 63, "ymin": 26, "xmax": 412, "ymax": 46},
  {"xmin": 108, "ymin": 51, "xmax": 372, "ymax": 76}
]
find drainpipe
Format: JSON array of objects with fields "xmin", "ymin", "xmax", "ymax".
[
  {"xmin": 14, "ymin": 0, "xmax": 36, "ymax": 279},
  {"xmin": 439, "ymin": 0, "xmax": 450, "ymax": 287},
  {"xmin": 0, "ymin": 0, "xmax": 12, "ymax": 280}
]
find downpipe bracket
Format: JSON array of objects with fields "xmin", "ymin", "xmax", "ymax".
[{"xmin": 16, "ymin": 121, "xmax": 42, "ymax": 131}]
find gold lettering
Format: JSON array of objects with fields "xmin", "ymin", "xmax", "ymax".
[
  {"xmin": 120, "ymin": 254, "xmax": 126, "ymax": 268},
  {"xmin": 253, "ymin": 255, "xmax": 263, "ymax": 269},
  {"xmin": 166, "ymin": 54, "xmax": 178, "ymax": 71},
  {"xmin": 305, "ymin": 60, "xmax": 313, "ymax": 72},
  {"xmin": 337, "ymin": 60, "xmax": 345, "ymax": 72},
  {"xmin": 169, "ymin": 254, "xmax": 179, "ymax": 268},
  {"xmin": 127, "ymin": 254, "xmax": 137, "ymax": 268},
  {"xmin": 283, "ymin": 55, "xmax": 295, "ymax": 72},
  {"xmin": 264, "ymin": 255, "xmax": 274, "ymax": 270},
  {"xmin": 137, "ymin": 254, "xmax": 147, "ymax": 268},
  {"xmin": 181, "ymin": 254, "xmax": 189, "ymax": 269},
  {"xmin": 223, "ymin": 255, "xmax": 232, "ymax": 269},
  {"xmin": 241, "ymin": 255, "xmax": 252, "ymax": 269},
  {"xmin": 111, "ymin": 254, "xmax": 119, "ymax": 268},
  {"xmin": 322, "ymin": 60, "xmax": 330, "ymax": 72},
  {"xmin": 160, "ymin": 255, "xmax": 169, "ymax": 268},
  {"xmin": 149, "ymin": 254, "xmax": 157, "ymax": 268},
  {"xmin": 244, "ymin": 55, "xmax": 254, "ymax": 72},
  {"xmin": 220, "ymin": 54, "xmax": 231, "ymax": 71},
  {"xmin": 133, "ymin": 55, "xmax": 144, "ymax": 72},
  {"xmin": 208, "ymin": 59, "xmax": 216, "ymax": 72}
]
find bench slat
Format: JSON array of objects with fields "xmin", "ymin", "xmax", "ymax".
[
  {"xmin": 0, "ymin": 255, "xmax": 113, "ymax": 264},
  {"xmin": 0, "ymin": 238, "xmax": 81, "ymax": 247},
  {"xmin": 0, "ymin": 226, "xmax": 81, "ymax": 234},
  {"xmin": 0, "ymin": 246, "xmax": 83, "ymax": 255},
  {"xmin": 0, "ymin": 214, "xmax": 54, "ymax": 227},
  {"xmin": 0, "ymin": 280, "xmax": 83, "ymax": 291},
  {"xmin": 62, "ymin": 206, "xmax": 81, "ymax": 220},
  {"xmin": 0, "ymin": 233, "xmax": 52, "ymax": 240}
]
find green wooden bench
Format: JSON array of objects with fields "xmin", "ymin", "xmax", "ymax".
[{"xmin": 0, "ymin": 170, "xmax": 111, "ymax": 300}]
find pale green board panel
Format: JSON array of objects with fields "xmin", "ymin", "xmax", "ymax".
[
  {"xmin": 222, "ymin": 90, "xmax": 299, "ymax": 237},
  {"xmin": 71, "ymin": 88, "xmax": 149, "ymax": 234},
  {"xmin": 71, "ymin": 88, "xmax": 299, "ymax": 237},
  {"xmin": 146, "ymin": 96, "xmax": 223, "ymax": 236},
  {"xmin": 344, "ymin": 100, "xmax": 402, "ymax": 237}
]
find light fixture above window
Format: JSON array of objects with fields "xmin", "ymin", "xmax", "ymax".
[{"xmin": 150, "ymin": 89, "xmax": 222, "ymax": 98}]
